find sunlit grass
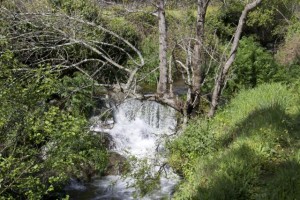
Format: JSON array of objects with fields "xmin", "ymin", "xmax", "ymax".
[{"xmin": 170, "ymin": 83, "xmax": 300, "ymax": 199}]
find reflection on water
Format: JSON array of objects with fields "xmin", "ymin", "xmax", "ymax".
[
  {"xmin": 66, "ymin": 176, "xmax": 134, "ymax": 200},
  {"xmin": 66, "ymin": 175, "xmax": 177, "ymax": 200}
]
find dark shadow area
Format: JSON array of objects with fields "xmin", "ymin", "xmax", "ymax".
[{"xmin": 220, "ymin": 103, "xmax": 300, "ymax": 148}]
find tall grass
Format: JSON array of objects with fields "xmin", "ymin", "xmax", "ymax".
[{"xmin": 169, "ymin": 83, "xmax": 300, "ymax": 199}]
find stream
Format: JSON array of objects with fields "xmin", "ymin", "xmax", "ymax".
[{"xmin": 65, "ymin": 99, "xmax": 179, "ymax": 199}]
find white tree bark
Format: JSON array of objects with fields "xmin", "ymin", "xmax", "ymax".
[
  {"xmin": 157, "ymin": 0, "xmax": 168, "ymax": 96},
  {"xmin": 191, "ymin": 0, "xmax": 210, "ymax": 106},
  {"xmin": 0, "ymin": 8, "xmax": 144, "ymax": 91}
]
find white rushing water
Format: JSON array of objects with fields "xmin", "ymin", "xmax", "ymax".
[
  {"xmin": 110, "ymin": 99, "xmax": 177, "ymax": 158},
  {"xmin": 67, "ymin": 99, "xmax": 179, "ymax": 200}
]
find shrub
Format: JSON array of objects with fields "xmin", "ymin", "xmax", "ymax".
[
  {"xmin": 275, "ymin": 22, "xmax": 300, "ymax": 66},
  {"xmin": 225, "ymin": 37, "xmax": 282, "ymax": 95},
  {"xmin": 0, "ymin": 53, "xmax": 108, "ymax": 199}
]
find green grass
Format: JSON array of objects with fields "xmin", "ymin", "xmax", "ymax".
[{"xmin": 169, "ymin": 83, "xmax": 300, "ymax": 200}]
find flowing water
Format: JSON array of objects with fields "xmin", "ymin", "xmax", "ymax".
[{"xmin": 66, "ymin": 99, "xmax": 179, "ymax": 199}]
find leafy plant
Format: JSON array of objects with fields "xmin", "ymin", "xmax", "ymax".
[
  {"xmin": 0, "ymin": 53, "xmax": 108, "ymax": 199},
  {"xmin": 225, "ymin": 37, "xmax": 282, "ymax": 95}
]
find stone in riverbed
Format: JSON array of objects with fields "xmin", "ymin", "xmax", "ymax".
[{"xmin": 104, "ymin": 152, "xmax": 129, "ymax": 176}]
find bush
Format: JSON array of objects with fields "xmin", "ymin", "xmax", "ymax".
[
  {"xmin": 126, "ymin": 9, "xmax": 157, "ymax": 37},
  {"xmin": 137, "ymin": 35, "xmax": 160, "ymax": 86},
  {"xmin": 276, "ymin": 22, "xmax": 300, "ymax": 66},
  {"xmin": 0, "ymin": 53, "xmax": 108, "ymax": 199},
  {"xmin": 225, "ymin": 37, "xmax": 282, "ymax": 95},
  {"xmin": 49, "ymin": 0, "xmax": 101, "ymax": 21}
]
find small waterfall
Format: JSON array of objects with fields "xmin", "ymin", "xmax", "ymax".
[
  {"xmin": 110, "ymin": 99, "xmax": 177, "ymax": 159},
  {"xmin": 67, "ymin": 99, "xmax": 179, "ymax": 199}
]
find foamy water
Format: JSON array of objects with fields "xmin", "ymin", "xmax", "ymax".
[{"xmin": 67, "ymin": 99, "xmax": 179, "ymax": 199}]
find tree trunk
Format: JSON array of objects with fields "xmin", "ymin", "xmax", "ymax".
[
  {"xmin": 189, "ymin": 0, "xmax": 210, "ymax": 113},
  {"xmin": 157, "ymin": 0, "xmax": 168, "ymax": 96},
  {"xmin": 208, "ymin": 0, "xmax": 263, "ymax": 117}
]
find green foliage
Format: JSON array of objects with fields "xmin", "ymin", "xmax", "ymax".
[
  {"xmin": 1, "ymin": 1, "xmax": 299, "ymax": 198},
  {"xmin": 206, "ymin": 10, "xmax": 235, "ymax": 40},
  {"xmin": 276, "ymin": 20, "xmax": 300, "ymax": 67},
  {"xmin": 49, "ymin": 0, "xmax": 101, "ymax": 21},
  {"xmin": 168, "ymin": 119, "xmax": 216, "ymax": 174},
  {"xmin": 58, "ymin": 72, "xmax": 95, "ymax": 117},
  {"xmin": 1, "ymin": 1, "xmax": 142, "ymax": 85},
  {"xmin": 0, "ymin": 53, "xmax": 108, "ymax": 199},
  {"xmin": 274, "ymin": 19, "xmax": 300, "ymax": 88},
  {"xmin": 211, "ymin": 0, "xmax": 299, "ymax": 45},
  {"xmin": 249, "ymin": 0, "xmax": 299, "ymax": 44},
  {"xmin": 206, "ymin": 1, "xmax": 243, "ymax": 40},
  {"xmin": 138, "ymin": 35, "xmax": 160, "ymax": 86},
  {"xmin": 226, "ymin": 37, "xmax": 282, "ymax": 95},
  {"xmin": 170, "ymin": 83, "xmax": 300, "ymax": 199},
  {"xmin": 129, "ymin": 158, "xmax": 161, "ymax": 198},
  {"xmin": 286, "ymin": 21, "xmax": 300, "ymax": 39},
  {"xmin": 126, "ymin": 9, "xmax": 157, "ymax": 37},
  {"xmin": 106, "ymin": 16, "xmax": 140, "ymax": 50}
]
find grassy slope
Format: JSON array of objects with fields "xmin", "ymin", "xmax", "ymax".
[{"xmin": 170, "ymin": 83, "xmax": 300, "ymax": 200}]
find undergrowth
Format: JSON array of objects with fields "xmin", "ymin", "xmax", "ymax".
[{"xmin": 169, "ymin": 83, "xmax": 300, "ymax": 199}]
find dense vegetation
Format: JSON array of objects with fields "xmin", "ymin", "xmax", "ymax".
[
  {"xmin": 0, "ymin": 45, "xmax": 108, "ymax": 199},
  {"xmin": 166, "ymin": 0, "xmax": 300, "ymax": 198},
  {"xmin": 0, "ymin": 0, "xmax": 299, "ymax": 199},
  {"xmin": 169, "ymin": 84, "xmax": 300, "ymax": 199}
]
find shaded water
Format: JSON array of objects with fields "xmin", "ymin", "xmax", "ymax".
[{"xmin": 66, "ymin": 99, "xmax": 179, "ymax": 199}]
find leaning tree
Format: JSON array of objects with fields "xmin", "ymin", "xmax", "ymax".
[{"xmin": 154, "ymin": 0, "xmax": 263, "ymax": 120}]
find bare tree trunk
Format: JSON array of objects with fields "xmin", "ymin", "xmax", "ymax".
[
  {"xmin": 157, "ymin": 0, "xmax": 168, "ymax": 96},
  {"xmin": 208, "ymin": 0, "xmax": 262, "ymax": 117},
  {"xmin": 190, "ymin": 0, "xmax": 210, "ymax": 113}
]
